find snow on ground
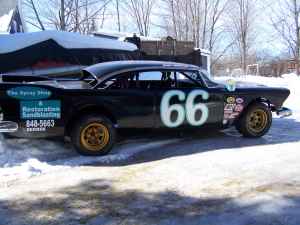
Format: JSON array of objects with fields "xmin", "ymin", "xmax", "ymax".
[
  {"xmin": 0, "ymin": 136, "xmax": 180, "ymax": 186},
  {"xmin": 0, "ymin": 30, "xmax": 137, "ymax": 54}
]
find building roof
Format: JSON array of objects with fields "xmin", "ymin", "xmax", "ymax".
[{"xmin": 0, "ymin": 30, "xmax": 138, "ymax": 54}]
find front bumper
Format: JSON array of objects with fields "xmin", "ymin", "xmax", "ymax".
[
  {"xmin": 0, "ymin": 121, "xmax": 18, "ymax": 133},
  {"xmin": 276, "ymin": 107, "xmax": 292, "ymax": 118}
]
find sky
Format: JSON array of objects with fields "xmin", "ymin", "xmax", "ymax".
[{"xmin": 0, "ymin": 0, "xmax": 294, "ymax": 59}]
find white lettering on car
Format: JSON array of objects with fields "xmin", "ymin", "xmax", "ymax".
[{"xmin": 160, "ymin": 90, "xmax": 209, "ymax": 128}]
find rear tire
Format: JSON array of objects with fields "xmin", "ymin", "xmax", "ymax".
[
  {"xmin": 71, "ymin": 115, "xmax": 116, "ymax": 156},
  {"xmin": 236, "ymin": 102, "xmax": 272, "ymax": 138}
]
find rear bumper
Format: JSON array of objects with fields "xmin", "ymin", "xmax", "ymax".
[
  {"xmin": 0, "ymin": 121, "xmax": 18, "ymax": 133},
  {"xmin": 276, "ymin": 107, "xmax": 292, "ymax": 118}
]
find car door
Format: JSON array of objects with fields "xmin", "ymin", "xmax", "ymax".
[
  {"xmin": 96, "ymin": 71, "xmax": 156, "ymax": 128},
  {"xmin": 151, "ymin": 70, "xmax": 224, "ymax": 129}
]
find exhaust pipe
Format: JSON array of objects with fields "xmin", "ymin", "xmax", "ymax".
[
  {"xmin": 276, "ymin": 107, "xmax": 292, "ymax": 118},
  {"xmin": 0, "ymin": 121, "xmax": 18, "ymax": 133}
]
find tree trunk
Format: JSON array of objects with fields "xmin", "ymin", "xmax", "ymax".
[
  {"xmin": 201, "ymin": 0, "xmax": 208, "ymax": 48},
  {"xmin": 60, "ymin": 0, "xmax": 65, "ymax": 30},
  {"xmin": 30, "ymin": 0, "xmax": 45, "ymax": 30},
  {"xmin": 294, "ymin": 0, "xmax": 300, "ymax": 76},
  {"xmin": 116, "ymin": 0, "xmax": 121, "ymax": 32}
]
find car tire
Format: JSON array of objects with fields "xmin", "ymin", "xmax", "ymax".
[
  {"xmin": 71, "ymin": 114, "xmax": 116, "ymax": 156},
  {"xmin": 236, "ymin": 102, "xmax": 272, "ymax": 138}
]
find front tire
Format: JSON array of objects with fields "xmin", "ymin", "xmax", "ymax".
[
  {"xmin": 236, "ymin": 102, "xmax": 272, "ymax": 138},
  {"xmin": 71, "ymin": 115, "xmax": 116, "ymax": 156}
]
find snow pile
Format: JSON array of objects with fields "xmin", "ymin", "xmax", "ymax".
[
  {"xmin": 0, "ymin": 10, "xmax": 12, "ymax": 34},
  {"xmin": 0, "ymin": 30, "xmax": 138, "ymax": 54},
  {"xmin": 281, "ymin": 72, "xmax": 298, "ymax": 80}
]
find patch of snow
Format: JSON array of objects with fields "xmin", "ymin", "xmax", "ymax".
[
  {"xmin": 0, "ymin": 137, "xmax": 179, "ymax": 186},
  {"xmin": 0, "ymin": 10, "xmax": 13, "ymax": 34},
  {"xmin": 281, "ymin": 72, "xmax": 299, "ymax": 80},
  {"xmin": 0, "ymin": 30, "xmax": 138, "ymax": 54}
]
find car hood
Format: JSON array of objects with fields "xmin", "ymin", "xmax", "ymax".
[{"xmin": 216, "ymin": 80, "xmax": 267, "ymax": 88}]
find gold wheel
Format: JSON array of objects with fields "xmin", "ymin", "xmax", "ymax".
[
  {"xmin": 80, "ymin": 122, "xmax": 110, "ymax": 152},
  {"xmin": 247, "ymin": 109, "xmax": 268, "ymax": 134}
]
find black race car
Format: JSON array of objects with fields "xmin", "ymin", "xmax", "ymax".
[{"xmin": 0, "ymin": 61, "xmax": 292, "ymax": 155}]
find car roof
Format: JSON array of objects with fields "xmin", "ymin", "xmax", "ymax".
[{"xmin": 83, "ymin": 60, "xmax": 200, "ymax": 81}]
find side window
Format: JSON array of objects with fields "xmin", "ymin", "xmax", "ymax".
[
  {"xmin": 99, "ymin": 70, "xmax": 201, "ymax": 90},
  {"xmin": 139, "ymin": 71, "xmax": 162, "ymax": 81},
  {"xmin": 98, "ymin": 72, "xmax": 137, "ymax": 90},
  {"xmin": 138, "ymin": 71, "xmax": 176, "ymax": 90},
  {"xmin": 176, "ymin": 71, "xmax": 202, "ymax": 88},
  {"xmin": 138, "ymin": 71, "xmax": 162, "ymax": 89}
]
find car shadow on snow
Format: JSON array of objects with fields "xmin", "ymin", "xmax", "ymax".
[
  {"xmin": 0, "ymin": 117, "xmax": 300, "ymax": 169},
  {"xmin": 97, "ymin": 117, "xmax": 300, "ymax": 166},
  {"xmin": 1, "ymin": 179, "xmax": 300, "ymax": 225}
]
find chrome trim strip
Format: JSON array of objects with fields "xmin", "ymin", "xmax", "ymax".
[{"xmin": 0, "ymin": 121, "xmax": 18, "ymax": 133}]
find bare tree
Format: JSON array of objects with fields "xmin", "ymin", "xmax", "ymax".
[
  {"xmin": 160, "ymin": 0, "xmax": 231, "ymax": 70},
  {"xmin": 124, "ymin": 0, "xmax": 156, "ymax": 36},
  {"xmin": 23, "ymin": 0, "xmax": 111, "ymax": 34},
  {"xmin": 23, "ymin": 0, "xmax": 45, "ymax": 30},
  {"xmin": 207, "ymin": 0, "xmax": 229, "ymax": 51},
  {"xmin": 60, "ymin": 0, "xmax": 66, "ymax": 30},
  {"xmin": 160, "ymin": 0, "xmax": 200, "ymax": 43},
  {"xmin": 227, "ymin": 0, "xmax": 257, "ymax": 74},
  {"xmin": 270, "ymin": 0, "xmax": 300, "ymax": 75},
  {"xmin": 115, "ymin": 0, "xmax": 121, "ymax": 31}
]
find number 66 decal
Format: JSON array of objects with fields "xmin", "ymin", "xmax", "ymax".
[{"xmin": 160, "ymin": 90, "xmax": 209, "ymax": 128}]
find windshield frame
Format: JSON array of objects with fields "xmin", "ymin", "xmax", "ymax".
[{"xmin": 198, "ymin": 69, "xmax": 220, "ymax": 88}]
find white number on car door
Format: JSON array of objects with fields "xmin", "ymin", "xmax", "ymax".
[{"xmin": 160, "ymin": 90, "xmax": 209, "ymax": 128}]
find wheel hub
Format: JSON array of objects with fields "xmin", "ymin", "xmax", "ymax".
[
  {"xmin": 80, "ymin": 123, "xmax": 109, "ymax": 151},
  {"xmin": 248, "ymin": 109, "xmax": 268, "ymax": 133}
]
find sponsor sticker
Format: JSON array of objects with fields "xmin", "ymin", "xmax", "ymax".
[
  {"xmin": 227, "ymin": 97, "xmax": 236, "ymax": 104},
  {"xmin": 236, "ymin": 98, "xmax": 244, "ymax": 104},
  {"xmin": 224, "ymin": 104, "xmax": 236, "ymax": 112},
  {"xmin": 225, "ymin": 112, "xmax": 240, "ymax": 119},
  {"xmin": 20, "ymin": 100, "xmax": 61, "ymax": 119},
  {"xmin": 234, "ymin": 104, "xmax": 244, "ymax": 112},
  {"xmin": 7, "ymin": 86, "xmax": 51, "ymax": 100},
  {"xmin": 224, "ymin": 113, "xmax": 232, "ymax": 119},
  {"xmin": 226, "ymin": 79, "xmax": 236, "ymax": 92}
]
